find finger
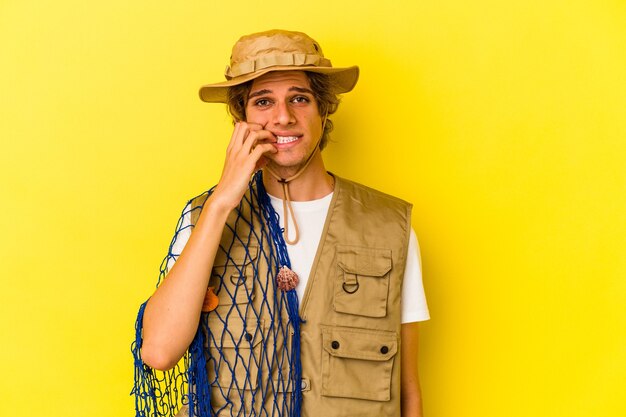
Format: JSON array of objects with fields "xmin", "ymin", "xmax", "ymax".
[
  {"xmin": 226, "ymin": 122, "xmax": 244, "ymax": 154},
  {"xmin": 252, "ymin": 141, "xmax": 278, "ymax": 171},
  {"xmin": 240, "ymin": 122, "xmax": 266, "ymax": 147},
  {"xmin": 242, "ymin": 130, "xmax": 276, "ymax": 155},
  {"xmin": 249, "ymin": 143, "xmax": 277, "ymax": 164},
  {"xmin": 254, "ymin": 155, "xmax": 268, "ymax": 171},
  {"xmin": 246, "ymin": 122, "xmax": 264, "ymax": 132},
  {"xmin": 232, "ymin": 121, "xmax": 259, "ymax": 153}
]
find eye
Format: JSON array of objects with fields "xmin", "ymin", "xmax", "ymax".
[
  {"xmin": 292, "ymin": 95, "xmax": 310, "ymax": 104},
  {"xmin": 253, "ymin": 98, "xmax": 272, "ymax": 107}
]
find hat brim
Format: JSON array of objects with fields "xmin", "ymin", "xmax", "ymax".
[{"xmin": 199, "ymin": 65, "xmax": 359, "ymax": 103}]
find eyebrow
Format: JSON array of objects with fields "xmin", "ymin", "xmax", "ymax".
[{"xmin": 248, "ymin": 86, "xmax": 315, "ymax": 99}]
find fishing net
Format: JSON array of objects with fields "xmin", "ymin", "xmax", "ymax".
[{"xmin": 132, "ymin": 171, "xmax": 302, "ymax": 417}]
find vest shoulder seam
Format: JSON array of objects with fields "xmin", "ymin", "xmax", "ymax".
[{"xmin": 335, "ymin": 176, "xmax": 412, "ymax": 208}]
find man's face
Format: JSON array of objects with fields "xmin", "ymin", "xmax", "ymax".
[{"xmin": 245, "ymin": 71, "xmax": 323, "ymax": 172}]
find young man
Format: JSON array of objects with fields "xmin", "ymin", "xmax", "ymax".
[{"xmin": 133, "ymin": 30, "xmax": 429, "ymax": 417}]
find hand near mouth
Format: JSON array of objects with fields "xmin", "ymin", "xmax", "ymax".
[{"xmin": 211, "ymin": 122, "xmax": 277, "ymax": 211}]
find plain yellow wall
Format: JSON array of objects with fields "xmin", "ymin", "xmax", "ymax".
[{"xmin": 1, "ymin": 1, "xmax": 624, "ymax": 416}]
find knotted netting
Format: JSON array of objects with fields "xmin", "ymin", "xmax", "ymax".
[{"xmin": 132, "ymin": 171, "xmax": 302, "ymax": 417}]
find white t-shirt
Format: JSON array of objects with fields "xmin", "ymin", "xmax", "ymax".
[{"xmin": 168, "ymin": 193, "xmax": 430, "ymax": 324}]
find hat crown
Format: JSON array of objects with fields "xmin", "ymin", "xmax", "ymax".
[
  {"xmin": 199, "ymin": 29, "xmax": 359, "ymax": 103},
  {"xmin": 231, "ymin": 29, "xmax": 324, "ymax": 66}
]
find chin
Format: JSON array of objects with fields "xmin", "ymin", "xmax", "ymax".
[
  {"xmin": 266, "ymin": 158, "xmax": 304, "ymax": 174},
  {"xmin": 268, "ymin": 153, "xmax": 306, "ymax": 169}
]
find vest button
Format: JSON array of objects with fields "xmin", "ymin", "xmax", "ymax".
[
  {"xmin": 245, "ymin": 332, "xmax": 253, "ymax": 342},
  {"xmin": 380, "ymin": 345, "xmax": 389, "ymax": 354},
  {"xmin": 301, "ymin": 379, "xmax": 308, "ymax": 390},
  {"xmin": 331, "ymin": 341, "xmax": 340, "ymax": 349}
]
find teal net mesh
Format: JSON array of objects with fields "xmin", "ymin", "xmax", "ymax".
[{"xmin": 132, "ymin": 172, "xmax": 302, "ymax": 417}]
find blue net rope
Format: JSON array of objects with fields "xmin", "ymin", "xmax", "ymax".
[{"xmin": 132, "ymin": 171, "xmax": 302, "ymax": 417}]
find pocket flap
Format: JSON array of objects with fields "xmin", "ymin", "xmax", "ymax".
[
  {"xmin": 336, "ymin": 246, "xmax": 392, "ymax": 277},
  {"xmin": 213, "ymin": 245, "xmax": 259, "ymax": 268},
  {"xmin": 321, "ymin": 326, "xmax": 398, "ymax": 361}
]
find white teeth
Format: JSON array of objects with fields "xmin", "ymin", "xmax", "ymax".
[{"xmin": 276, "ymin": 136, "xmax": 299, "ymax": 144}]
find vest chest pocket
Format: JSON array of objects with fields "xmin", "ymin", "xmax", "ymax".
[
  {"xmin": 207, "ymin": 318, "xmax": 264, "ymax": 389},
  {"xmin": 321, "ymin": 325, "xmax": 398, "ymax": 401},
  {"xmin": 210, "ymin": 245, "xmax": 258, "ymax": 306},
  {"xmin": 206, "ymin": 318, "xmax": 264, "ymax": 414},
  {"xmin": 334, "ymin": 246, "xmax": 392, "ymax": 318}
]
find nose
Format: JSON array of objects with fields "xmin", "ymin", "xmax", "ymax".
[{"xmin": 272, "ymin": 100, "xmax": 296, "ymax": 126}]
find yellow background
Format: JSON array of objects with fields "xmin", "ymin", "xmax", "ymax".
[{"xmin": 1, "ymin": 0, "xmax": 624, "ymax": 416}]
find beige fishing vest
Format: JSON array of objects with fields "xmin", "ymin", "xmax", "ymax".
[
  {"xmin": 299, "ymin": 176, "xmax": 411, "ymax": 417},
  {"xmin": 184, "ymin": 174, "xmax": 411, "ymax": 417}
]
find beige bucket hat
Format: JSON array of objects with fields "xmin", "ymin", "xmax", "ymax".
[{"xmin": 199, "ymin": 29, "xmax": 359, "ymax": 103}]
